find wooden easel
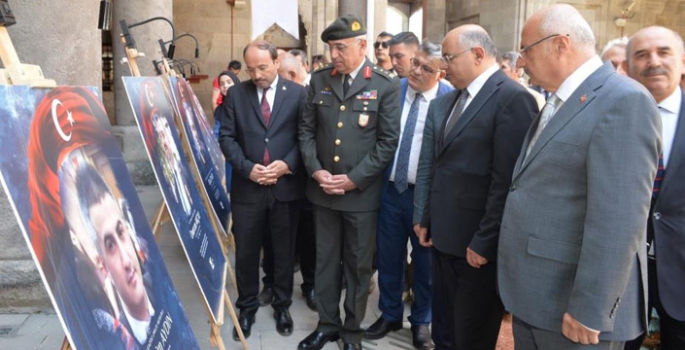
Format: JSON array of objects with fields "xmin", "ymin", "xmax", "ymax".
[{"xmin": 120, "ymin": 33, "xmax": 247, "ymax": 350}]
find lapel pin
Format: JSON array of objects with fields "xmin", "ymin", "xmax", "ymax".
[
  {"xmin": 282, "ymin": 86, "xmax": 287, "ymax": 90},
  {"xmin": 580, "ymin": 94, "xmax": 586, "ymax": 103}
]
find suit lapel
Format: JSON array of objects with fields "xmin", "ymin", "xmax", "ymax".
[
  {"xmin": 268, "ymin": 78, "xmax": 287, "ymax": 130},
  {"xmin": 658, "ymin": 91, "xmax": 685, "ymax": 194},
  {"xmin": 330, "ymin": 72, "xmax": 344, "ymax": 101},
  {"xmin": 440, "ymin": 72, "xmax": 502, "ymax": 153},
  {"xmin": 246, "ymin": 81, "xmax": 267, "ymax": 128},
  {"xmin": 513, "ymin": 63, "xmax": 612, "ymax": 180},
  {"xmin": 399, "ymin": 78, "xmax": 409, "ymax": 109}
]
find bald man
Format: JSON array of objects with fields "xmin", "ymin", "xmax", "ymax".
[{"xmin": 498, "ymin": 5, "xmax": 661, "ymax": 349}]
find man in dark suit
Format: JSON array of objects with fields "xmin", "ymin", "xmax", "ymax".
[
  {"xmin": 297, "ymin": 15, "xmax": 400, "ymax": 350},
  {"xmin": 498, "ymin": 5, "xmax": 661, "ymax": 350},
  {"xmin": 623, "ymin": 26, "xmax": 685, "ymax": 350},
  {"xmin": 218, "ymin": 40, "xmax": 306, "ymax": 341},
  {"xmin": 364, "ymin": 40, "xmax": 452, "ymax": 350},
  {"xmin": 415, "ymin": 25, "xmax": 537, "ymax": 349}
]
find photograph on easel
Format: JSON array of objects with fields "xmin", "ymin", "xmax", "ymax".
[
  {"xmin": 0, "ymin": 86, "xmax": 200, "ymax": 350},
  {"xmin": 122, "ymin": 76, "xmax": 227, "ymax": 324},
  {"xmin": 167, "ymin": 76, "xmax": 231, "ymax": 230}
]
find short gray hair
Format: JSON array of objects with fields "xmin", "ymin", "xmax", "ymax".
[
  {"xmin": 459, "ymin": 29, "xmax": 498, "ymax": 57},
  {"xmin": 417, "ymin": 40, "xmax": 442, "ymax": 59},
  {"xmin": 539, "ymin": 5, "xmax": 596, "ymax": 55},
  {"xmin": 601, "ymin": 37, "xmax": 628, "ymax": 58},
  {"xmin": 500, "ymin": 51, "xmax": 519, "ymax": 70}
]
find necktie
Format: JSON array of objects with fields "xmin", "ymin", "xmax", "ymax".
[
  {"xmin": 394, "ymin": 93, "xmax": 422, "ymax": 193},
  {"xmin": 343, "ymin": 74, "xmax": 351, "ymax": 96},
  {"xmin": 653, "ymin": 153, "xmax": 664, "ymax": 198},
  {"xmin": 443, "ymin": 89, "xmax": 469, "ymax": 141},
  {"xmin": 261, "ymin": 86, "xmax": 271, "ymax": 165},
  {"xmin": 526, "ymin": 94, "xmax": 560, "ymax": 158}
]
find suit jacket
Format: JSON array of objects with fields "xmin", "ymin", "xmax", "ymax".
[
  {"xmin": 382, "ymin": 78, "xmax": 454, "ymax": 191},
  {"xmin": 418, "ymin": 69, "xmax": 537, "ymax": 260},
  {"xmin": 299, "ymin": 58, "xmax": 400, "ymax": 211},
  {"xmin": 498, "ymin": 62, "xmax": 662, "ymax": 340},
  {"xmin": 218, "ymin": 77, "xmax": 306, "ymax": 203},
  {"xmin": 652, "ymin": 90, "xmax": 685, "ymax": 321}
]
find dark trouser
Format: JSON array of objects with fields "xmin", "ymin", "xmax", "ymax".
[
  {"xmin": 297, "ymin": 199, "xmax": 316, "ymax": 294},
  {"xmin": 377, "ymin": 184, "xmax": 432, "ymax": 324},
  {"xmin": 432, "ymin": 248, "xmax": 503, "ymax": 350},
  {"xmin": 514, "ymin": 317, "xmax": 625, "ymax": 350},
  {"xmin": 624, "ymin": 259, "xmax": 685, "ymax": 350},
  {"xmin": 262, "ymin": 228, "xmax": 274, "ymax": 288},
  {"xmin": 232, "ymin": 189, "xmax": 300, "ymax": 316},
  {"xmin": 313, "ymin": 205, "xmax": 376, "ymax": 344}
]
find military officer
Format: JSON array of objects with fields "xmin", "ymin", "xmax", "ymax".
[{"xmin": 297, "ymin": 14, "xmax": 401, "ymax": 350}]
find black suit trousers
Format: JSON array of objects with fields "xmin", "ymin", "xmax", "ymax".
[
  {"xmin": 433, "ymin": 248, "xmax": 504, "ymax": 350},
  {"xmin": 232, "ymin": 188, "xmax": 300, "ymax": 315}
]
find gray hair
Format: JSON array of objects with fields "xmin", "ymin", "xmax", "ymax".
[
  {"xmin": 601, "ymin": 37, "xmax": 628, "ymax": 58},
  {"xmin": 500, "ymin": 51, "xmax": 519, "ymax": 70},
  {"xmin": 417, "ymin": 40, "xmax": 442, "ymax": 59},
  {"xmin": 539, "ymin": 5, "xmax": 596, "ymax": 55},
  {"xmin": 459, "ymin": 28, "xmax": 499, "ymax": 57},
  {"xmin": 280, "ymin": 54, "xmax": 305, "ymax": 75}
]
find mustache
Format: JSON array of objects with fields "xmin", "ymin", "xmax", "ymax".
[{"xmin": 641, "ymin": 67, "xmax": 668, "ymax": 77}]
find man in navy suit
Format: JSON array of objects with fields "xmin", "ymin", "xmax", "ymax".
[
  {"xmin": 364, "ymin": 40, "xmax": 452, "ymax": 349},
  {"xmin": 218, "ymin": 40, "xmax": 307, "ymax": 340},
  {"xmin": 624, "ymin": 26, "xmax": 685, "ymax": 350},
  {"xmin": 415, "ymin": 25, "xmax": 537, "ymax": 349}
]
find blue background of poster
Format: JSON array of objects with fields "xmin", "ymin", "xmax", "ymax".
[
  {"xmin": 168, "ymin": 77, "xmax": 231, "ymax": 231},
  {"xmin": 122, "ymin": 77, "xmax": 227, "ymax": 323},
  {"xmin": 0, "ymin": 86, "xmax": 199, "ymax": 350}
]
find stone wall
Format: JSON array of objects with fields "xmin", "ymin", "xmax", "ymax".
[{"xmin": 1, "ymin": 0, "xmax": 102, "ymax": 312}]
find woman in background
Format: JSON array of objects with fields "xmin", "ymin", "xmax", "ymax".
[{"xmin": 213, "ymin": 70, "xmax": 240, "ymax": 192}]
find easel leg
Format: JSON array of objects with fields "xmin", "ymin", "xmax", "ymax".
[
  {"xmin": 210, "ymin": 321, "xmax": 226, "ymax": 350},
  {"xmin": 224, "ymin": 289, "xmax": 249, "ymax": 349},
  {"xmin": 151, "ymin": 202, "xmax": 169, "ymax": 240},
  {"xmin": 60, "ymin": 336, "xmax": 71, "ymax": 350}
]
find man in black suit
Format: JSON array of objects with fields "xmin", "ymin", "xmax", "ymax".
[
  {"xmin": 624, "ymin": 26, "xmax": 685, "ymax": 350},
  {"xmin": 415, "ymin": 25, "xmax": 537, "ymax": 349},
  {"xmin": 218, "ymin": 40, "xmax": 307, "ymax": 341}
]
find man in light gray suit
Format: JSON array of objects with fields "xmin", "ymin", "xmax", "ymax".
[
  {"xmin": 498, "ymin": 5, "xmax": 662, "ymax": 349},
  {"xmin": 623, "ymin": 26, "xmax": 685, "ymax": 350}
]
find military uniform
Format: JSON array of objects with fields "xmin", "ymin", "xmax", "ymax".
[{"xmin": 299, "ymin": 56, "xmax": 400, "ymax": 343}]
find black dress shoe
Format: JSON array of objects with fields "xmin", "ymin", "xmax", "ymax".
[
  {"xmin": 364, "ymin": 317, "xmax": 402, "ymax": 340},
  {"xmin": 410, "ymin": 324, "xmax": 434, "ymax": 349},
  {"xmin": 258, "ymin": 286, "xmax": 274, "ymax": 306},
  {"xmin": 232, "ymin": 314, "xmax": 255, "ymax": 341},
  {"xmin": 304, "ymin": 289, "xmax": 317, "ymax": 312},
  {"xmin": 297, "ymin": 330, "xmax": 340, "ymax": 350},
  {"xmin": 342, "ymin": 343, "xmax": 361, "ymax": 350},
  {"xmin": 274, "ymin": 309, "xmax": 293, "ymax": 336}
]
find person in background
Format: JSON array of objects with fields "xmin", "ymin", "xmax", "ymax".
[
  {"xmin": 213, "ymin": 70, "xmax": 240, "ymax": 192},
  {"xmin": 289, "ymin": 49, "xmax": 312, "ymax": 85},
  {"xmin": 374, "ymin": 31, "xmax": 395, "ymax": 72},
  {"xmin": 228, "ymin": 60, "xmax": 242, "ymax": 76},
  {"xmin": 388, "ymin": 32, "xmax": 419, "ymax": 78},
  {"xmin": 212, "ymin": 61, "xmax": 242, "ymax": 112},
  {"xmin": 498, "ymin": 51, "xmax": 546, "ymax": 109},
  {"xmin": 600, "ymin": 37, "xmax": 629, "ymax": 75},
  {"xmin": 311, "ymin": 55, "xmax": 329, "ymax": 71}
]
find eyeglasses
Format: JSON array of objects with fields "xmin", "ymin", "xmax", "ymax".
[
  {"xmin": 519, "ymin": 34, "xmax": 569, "ymax": 58},
  {"xmin": 410, "ymin": 57, "xmax": 441, "ymax": 74},
  {"xmin": 327, "ymin": 39, "xmax": 362, "ymax": 53},
  {"xmin": 374, "ymin": 41, "xmax": 389, "ymax": 49},
  {"xmin": 441, "ymin": 48, "xmax": 473, "ymax": 64}
]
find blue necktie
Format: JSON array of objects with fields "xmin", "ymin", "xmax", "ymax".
[{"xmin": 394, "ymin": 93, "xmax": 422, "ymax": 193}]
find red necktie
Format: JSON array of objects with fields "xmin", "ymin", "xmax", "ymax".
[{"xmin": 261, "ymin": 86, "xmax": 271, "ymax": 165}]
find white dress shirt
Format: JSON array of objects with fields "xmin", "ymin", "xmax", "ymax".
[
  {"xmin": 445, "ymin": 63, "xmax": 499, "ymax": 123},
  {"xmin": 390, "ymin": 82, "xmax": 441, "ymax": 184},
  {"xmin": 553, "ymin": 56, "xmax": 603, "ymax": 114},
  {"xmin": 658, "ymin": 86, "xmax": 681, "ymax": 167}
]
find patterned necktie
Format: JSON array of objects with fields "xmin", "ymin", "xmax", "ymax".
[
  {"xmin": 343, "ymin": 74, "xmax": 351, "ymax": 96},
  {"xmin": 261, "ymin": 86, "xmax": 271, "ymax": 165},
  {"xmin": 653, "ymin": 153, "xmax": 664, "ymax": 198},
  {"xmin": 443, "ymin": 89, "xmax": 469, "ymax": 141},
  {"xmin": 526, "ymin": 93, "xmax": 560, "ymax": 158},
  {"xmin": 394, "ymin": 93, "xmax": 422, "ymax": 193}
]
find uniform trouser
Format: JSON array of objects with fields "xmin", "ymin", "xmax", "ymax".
[
  {"xmin": 313, "ymin": 205, "xmax": 376, "ymax": 344},
  {"xmin": 297, "ymin": 199, "xmax": 316, "ymax": 294},
  {"xmin": 624, "ymin": 258, "xmax": 685, "ymax": 350},
  {"xmin": 377, "ymin": 184, "xmax": 432, "ymax": 324},
  {"xmin": 232, "ymin": 190, "xmax": 300, "ymax": 315}
]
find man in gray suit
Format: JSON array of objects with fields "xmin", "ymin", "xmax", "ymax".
[
  {"xmin": 498, "ymin": 5, "xmax": 662, "ymax": 349},
  {"xmin": 623, "ymin": 26, "xmax": 685, "ymax": 350}
]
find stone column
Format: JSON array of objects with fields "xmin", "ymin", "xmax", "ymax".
[
  {"xmin": 111, "ymin": 0, "xmax": 173, "ymax": 185},
  {"xmin": 425, "ymin": 0, "xmax": 447, "ymax": 43},
  {"xmin": 339, "ymin": 0, "xmax": 367, "ymax": 23},
  {"xmin": 1, "ymin": 0, "xmax": 102, "ymax": 312}
]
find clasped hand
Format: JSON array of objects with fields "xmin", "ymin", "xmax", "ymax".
[
  {"xmin": 313, "ymin": 169, "xmax": 356, "ymax": 195},
  {"xmin": 249, "ymin": 161, "xmax": 290, "ymax": 185}
]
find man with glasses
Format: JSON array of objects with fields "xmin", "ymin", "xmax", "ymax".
[
  {"xmin": 218, "ymin": 40, "xmax": 307, "ymax": 341},
  {"xmin": 364, "ymin": 40, "xmax": 453, "ymax": 350},
  {"xmin": 374, "ymin": 31, "xmax": 394, "ymax": 72},
  {"xmin": 298, "ymin": 14, "xmax": 400, "ymax": 350},
  {"xmin": 389, "ymin": 32, "xmax": 420, "ymax": 78},
  {"xmin": 498, "ymin": 5, "xmax": 661, "ymax": 350},
  {"xmin": 498, "ymin": 51, "xmax": 546, "ymax": 109},
  {"xmin": 415, "ymin": 24, "xmax": 537, "ymax": 349}
]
